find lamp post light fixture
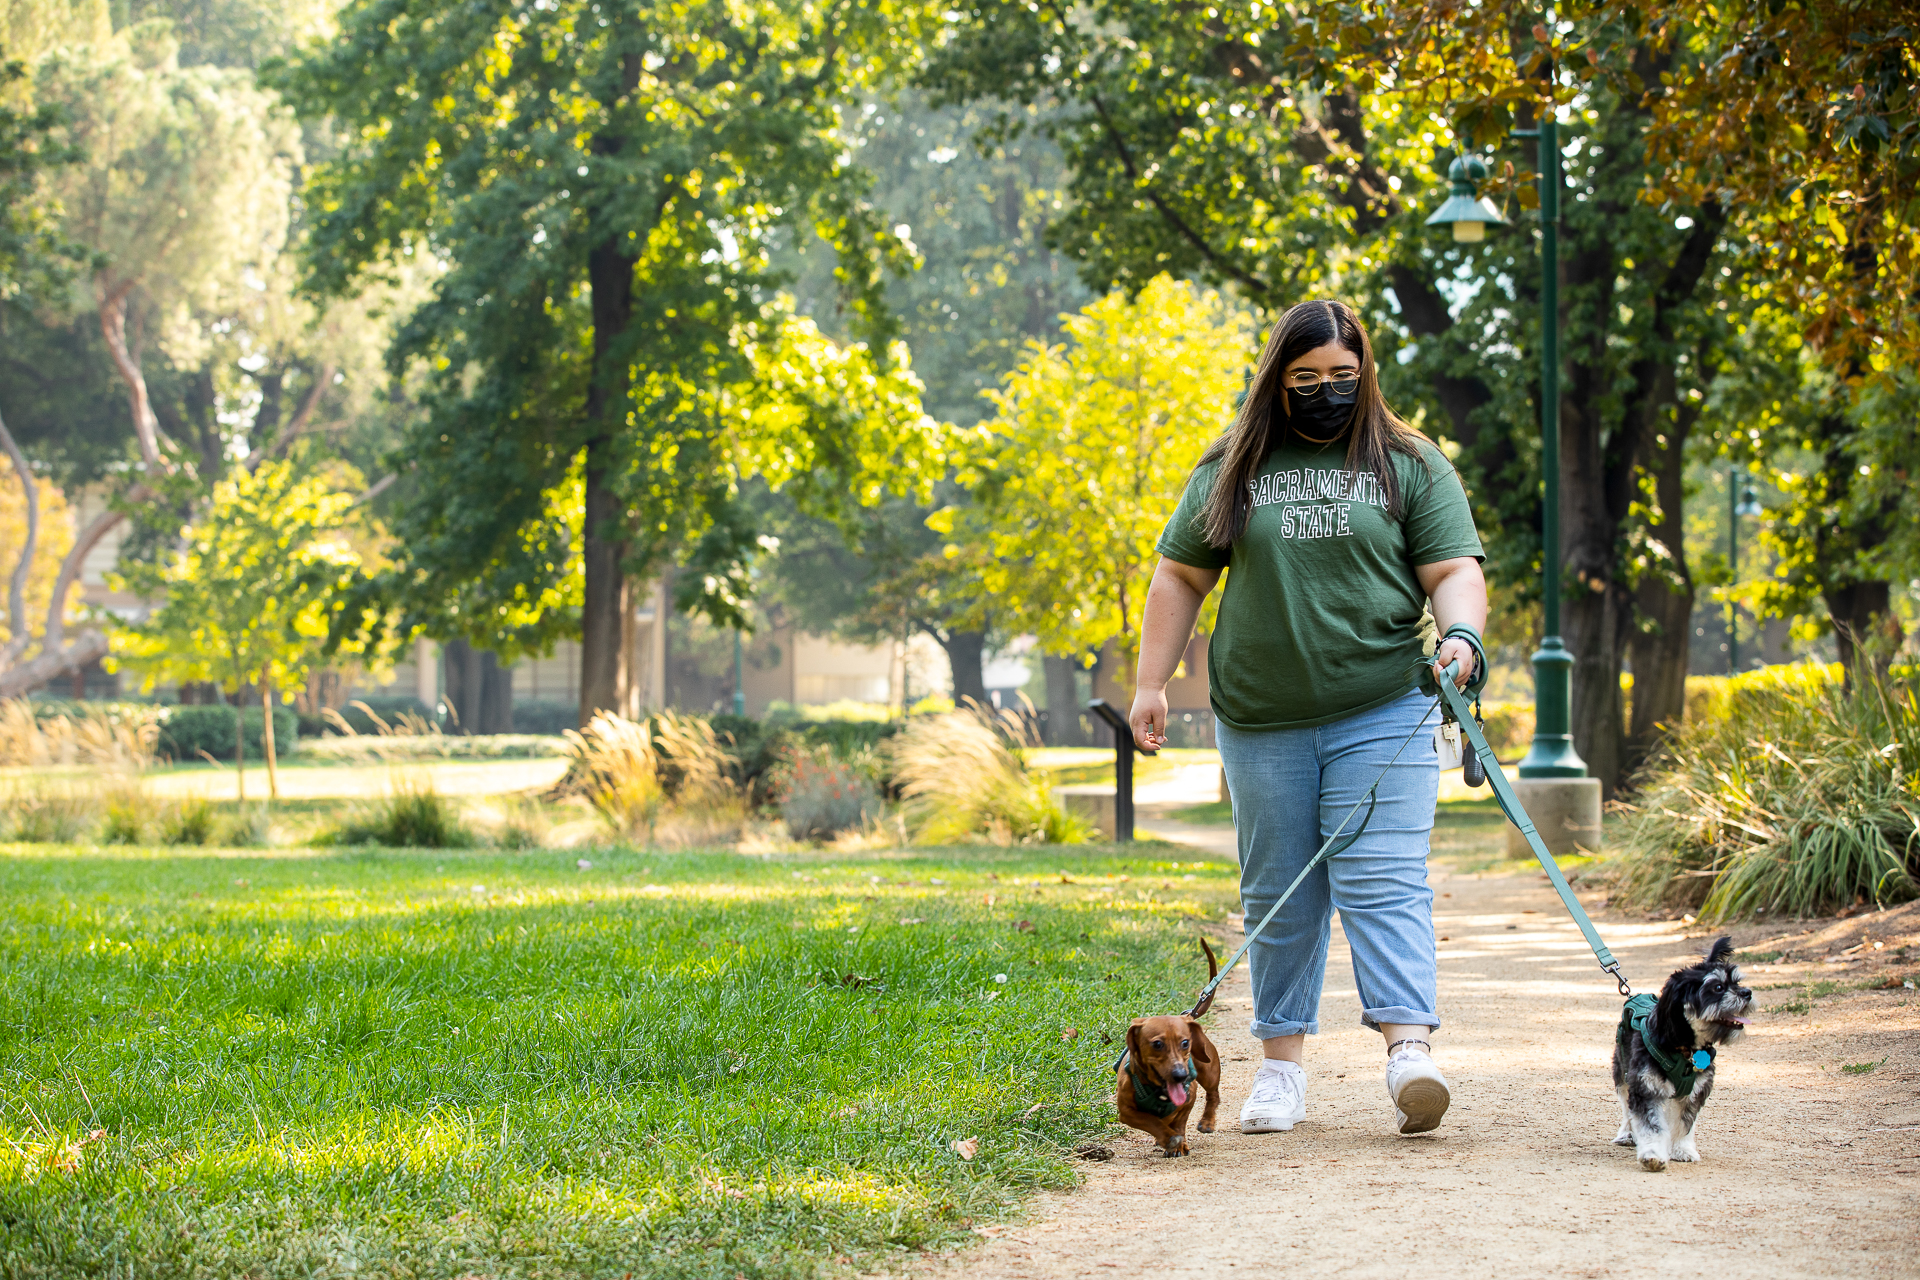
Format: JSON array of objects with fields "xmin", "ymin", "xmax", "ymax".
[
  {"xmin": 1729, "ymin": 478, "xmax": 1764, "ymax": 674},
  {"xmin": 1426, "ymin": 116, "xmax": 1587, "ymax": 783},
  {"xmin": 1423, "ymin": 155, "xmax": 1509, "ymax": 243}
]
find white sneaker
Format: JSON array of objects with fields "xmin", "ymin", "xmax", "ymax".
[
  {"xmin": 1385, "ymin": 1045, "xmax": 1451, "ymax": 1134},
  {"xmin": 1239, "ymin": 1061, "xmax": 1307, "ymax": 1133}
]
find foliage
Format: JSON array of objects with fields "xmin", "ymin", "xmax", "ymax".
[
  {"xmin": 37, "ymin": 25, "xmax": 296, "ymax": 343},
  {"xmin": 1635, "ymin": 0, "xmax": 1920, "ymax": 371},
  {"xmin": 0, "ymin": 841, "xmax": 1237, "ymax": 1275},
  {"xmin": 774, "ymin": 746, "xmax": 882, "ymax": 841},
  {"xmin": 558, "ymin": 710, "xmax": 741, "ymax": 844},
  {"xmin": 1614, "ymin": 661, "xmax": 1919, "ymax": 920},
  {"xmin": 0, "ymin": 57, "xmax": 76, "ymax": 303},
  {"xmin": 0, "ymin": 775, "xmax": 96, "ymax": 841},
  {"xmin": 299, "ymin": 733, "xmax": 566, "ymax": 766},
  {"xmin": 888, "ymin": 705, "xmax": 1089, "ymax": 844},
  {"xmin": 156, "ymin": 704, "xmax": 298, "ymax": 764},
  {"xmin": 0, "ymin": 697, "xmax": 159, "ymax": 769},
  {"xmin": 112, "ymin": 460, "xmax": 375, "ymax": 710},
  {"xmin": 937, "ymin": 276, "xmax": 1251, "ymax": 671},
  {"xmin": 279, "ymin": 0, "xmax": 949, "ymax": 667},
  {"xmin": 158, "ymin": 796, "xmax": 215, "ymax": 846},
  {"xmin": 327, "ymin": 780, "xmax": 473, "ymax": 849}
]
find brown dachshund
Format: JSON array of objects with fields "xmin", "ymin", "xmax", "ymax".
[{"xmin": 1116, "ymin": 1014, "xmax": 1220, "ymax": 1156}]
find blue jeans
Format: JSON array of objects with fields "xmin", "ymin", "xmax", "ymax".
[{"xmin": 1218, "ymin": 688, "xmax": 1442, "ymax": 1040}]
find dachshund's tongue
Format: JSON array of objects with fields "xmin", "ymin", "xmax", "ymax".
[{"xmin": 1168, "ymin": 1082, "xmax": 1189, "ymax": 1108}]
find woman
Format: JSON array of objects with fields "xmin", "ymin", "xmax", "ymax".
[{"xmin": 1129, "ymin": 298, "xmax": 1488, "ymax": 1137}]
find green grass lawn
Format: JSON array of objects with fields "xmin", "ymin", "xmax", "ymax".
[{"xmin": 0, "ymin": 839, "xmax": 1237, "ymax": 1279}]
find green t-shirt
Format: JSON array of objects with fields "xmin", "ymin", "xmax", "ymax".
[{"xmin": 1156, "ymin": 437, "xmax": 1484, "ymax": 731}]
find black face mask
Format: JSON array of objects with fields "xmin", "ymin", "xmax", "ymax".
[{"xmin": 1282, "ymin": 384, "xmax": 1359, "ymax": 440}]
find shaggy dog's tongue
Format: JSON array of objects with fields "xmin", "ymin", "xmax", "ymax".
[{"xmin": 1167, "ymin": 1081, "xmax": 1190, "ymax": 1108}]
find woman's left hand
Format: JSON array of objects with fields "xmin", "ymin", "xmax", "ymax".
[{"xmin": 1432, "ymin": 636, "xmax": 1476, "ymax": 690}]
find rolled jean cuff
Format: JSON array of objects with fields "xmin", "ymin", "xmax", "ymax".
[
  {"xmin": 1250, "ymin": 1016, "xmax": 1319, "ymax": 1039},
  {"xmin": 1361, "ymin": 1006, "xmax": 1440, "ymax": 1031}
]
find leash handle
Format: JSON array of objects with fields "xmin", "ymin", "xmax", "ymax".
[{"xmin": 1432, "ymin": 668, "xmax": 1627, "ymax": 991}]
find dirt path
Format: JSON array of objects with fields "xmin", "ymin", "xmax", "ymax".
[{"xmin": 922, "ymin": 865, "xmax": 1920, "ymax": 1279}]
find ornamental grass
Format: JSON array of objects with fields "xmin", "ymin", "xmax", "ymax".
[{"xmin": 1613, "ymin": 661, "xmax": 1919, "ymax": 921}]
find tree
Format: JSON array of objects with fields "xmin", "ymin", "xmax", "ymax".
[
  {"xmin": 281, "ymin": 0, "xmax": 944, "ymax": 724},
  {"xmin": 112, "ymin": 459, "xmax": 376, "ymax": 799},
  {"xmin": 927, "ymin": 2, "xmax": 1755, "ymax": 793},
  {"xmin": 0, "ymin": 22, "xmax": 303, "ymax": 696},
  {"xmin": 938, "ymin": 275, "xmax": 1251, "ymax": 677},
  {"xmin": 757, "ymin": 92, "xmax": 1096, "ymax": 702}
]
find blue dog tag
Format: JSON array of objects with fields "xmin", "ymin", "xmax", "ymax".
[{"xmin": 1691, "ymin": 1049, "xmax": 1712, "ymax": 1070}]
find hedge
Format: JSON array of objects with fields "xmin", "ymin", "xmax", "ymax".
[{"xmin": 159, "ymin": 705, "xmax": 300, "ymax": 763}]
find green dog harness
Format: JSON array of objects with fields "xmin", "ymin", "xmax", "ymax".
[
  {"xmin": 1617, "ymin": 993, "xmax": 1713, "ymax": 1096},
  {"xmin": 1129, "ymin": 1068, "xmax": 1178, "ymax": 1118}
]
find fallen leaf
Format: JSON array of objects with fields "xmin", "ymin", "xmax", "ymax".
[
  {"xmin": 1060, "ymin": 1027, "xmax": 1079, "ymax": 1042},
  {"xmin": 1015, "ymin": 920, "xmax": 1035, "ymax": 932},
  {"xmin": 1024, "ymin": 1102, "xmax": 1044, "ymax": 1117},
  {"xmin": 951, "ymin": 1137, "xmax": 979, "ymax": 1160}
]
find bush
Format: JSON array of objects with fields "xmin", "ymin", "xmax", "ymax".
[
  {"xmin": 776, "ymin": 748, "xmax": 881, "ymax": 840},
  {"xmin": 0, "ymin": 699, "xmax": 162, "ymax": 769},
  {"xmin": 558, "ymin": 711, "xmax": 745, "ymax": 846},
  {"xmin": 299, "ymin": 733, "xmax": 566, "ymax": 764},
  {"xmin": 1614, "ymin": 662, "xmax": 1919, "ymax": 920},
  {"xmin": 511, "ymin": 698, "xmax": 579, "ymax": 735},
  {"xmin": 314, "ymin": 695, "xmax": 436, "ymax": 736},
  {"xmin": 488, "ymin": 797, "xmax": 550, "ymax": 850},
  {"xmin": 888, "ymin": 706, "xmax": 1088, "ymax": 845},
  {"xmin": 1, "ymin": 780, "xmax": 98, "ymax": 842},
  {"xmin": 159, "ymin": 705, "xmax": 299, "ymax": 764},
  {"xmin": 329, "ymin": 782, "xmax": 471, "ymax": 848},
  {"xmin": 160, "ymin": 798, "xmax": 216, "ymax": 846}
]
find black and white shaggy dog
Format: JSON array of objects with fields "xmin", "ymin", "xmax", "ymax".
[{"xmin": 1612, "ymin": 936, "xmax": 1755, "ymax": 1171}]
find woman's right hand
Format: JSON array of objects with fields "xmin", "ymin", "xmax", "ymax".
[{"xmin": 1129, "ymin": 685, "xmax": 1169, "ymax": 753}]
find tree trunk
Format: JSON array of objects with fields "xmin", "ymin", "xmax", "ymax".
[
  {"xmin": 1625, "ymin": 408, "xmax": 1697, "ymax": 778},
  {"xmin": 442, "ymin": 639, "xmax": 511, "ymax": 734},
  {"xmin": 260, "ymin": 669, "xmax": 279, "ymax": 802},
  {"xmin": 942, "ymin": 629, "xmax": 988, "ymax": 707},
  {"xmin": 1824, "ymin": 580, "xmax": 1901, "ymax": 680},
  {"xmin": 1557, "ymin": 226, "xmax": 1633, "ymax": 799},
  {"xmin": 478, "ymin": 649, "xmax": 513, "ymax": 734},
  {"xmin": 232, "ymin": 688, "xmax": 245, "ymax": 805},
  {"xmin": 0, "ymin": 408, "xmax": 38, "ymax": 663},
  {"xmin": 579, "ymin": 234, "xmax": 638, "ymax": 723},
  {"xmin": 1810, "ymin": 399, "xmax": 1902, "ymax": 684},
  {"xmin": 1043, "ymin": 654, "xmax": 1085, "ymax": 745},
  {"xmin": 97, "ymin": 285, "xmax": 166, "ymax": 474}
]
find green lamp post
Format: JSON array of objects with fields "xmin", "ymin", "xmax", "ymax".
[
  {"xmin": 1729, "ymin": 478, "xmax": 1764, "ymax": 673},
  {"xmin": 732, "ymin": 628, "xmax": 746, "ymax": 717},
  {"xmin": 1426, "ymin": 117, "xmax": 1586, "ymax": 779}
]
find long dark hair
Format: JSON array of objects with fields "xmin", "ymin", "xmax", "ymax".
[{"xmin": 1195, "ymin": 299, "xmax": 1429, "ymax": 548}]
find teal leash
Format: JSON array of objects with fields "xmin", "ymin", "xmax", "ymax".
[
  {"xmin": 1432, "ymin": 667, "xmax": 1633, "ymax": 998},
  {"xmin": 1111, "ymin": 659, "xmax": 1633, "ymax": 1078}
]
